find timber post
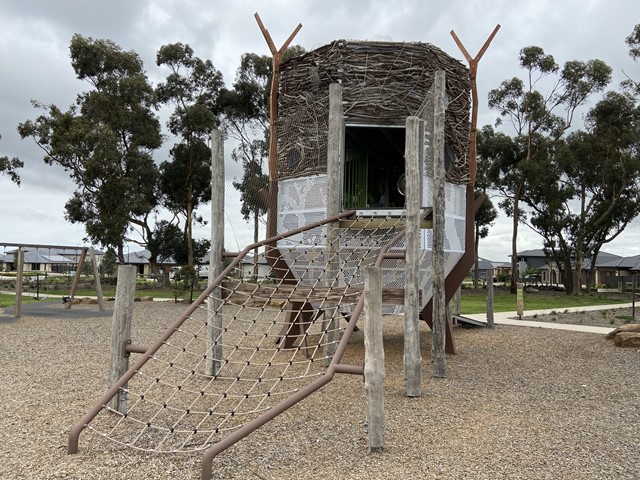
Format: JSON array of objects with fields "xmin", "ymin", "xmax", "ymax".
[
  {"xmin": 516, "ymin": 282, "xmax": 524, "ymax": 319},
  {"xmin": 487, "ymin": 273, "xmax": 495, "ymax": 327},
  {"xmin": 324, "ymin": 83, "xmax": 343, "ymax": 363},
  {"xmin": 431, "ymin": 70, "xmax": 447, "ymax": 378},
  {"xmin": 108, "ymin": 265, "xmax": 137, "ymax": 413},
  {"xmin": 365, "ymin": 266, "xmax": 384, "ymax": 451},
  {"xmin": 454, "ymin": 286, "xmax": 462, "ymax": 317},
  {"xmin": 404, "ymin": 115, "xmax": 422, "ymax": 396},
  {"xmin": 89, "ymin": 247, "xmax": 105, "ymax": 311},
  {"xmin": 206, "ymin": 129, "xmax": 225, "ymax": 376},
  {"xmin": 15, "ymin": 247, "xmax": 24, "ymax": 318},
  {"xmin": 65, "ymin": 248, "xmax": 87, "ymax": 310}
]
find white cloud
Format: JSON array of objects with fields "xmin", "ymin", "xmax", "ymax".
[{"xmin": 0, "ymin": 0, "xmax": 637, "ymax": 262}]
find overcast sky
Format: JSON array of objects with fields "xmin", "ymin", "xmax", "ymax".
[{"xmin": 0, "ymin": 0, "xmax": 638, "ymax": 261}]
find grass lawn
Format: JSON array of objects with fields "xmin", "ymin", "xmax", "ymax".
[
  {"xmin": 0, "ymin": 293, "xmax": 41, "ymax": 308},
  {"xmin": 0, "ymin": 286, "xmax": 203, "ymax": 308},
  {"xmin": 3, "ymin": 283, "xmax": 632, "ymax": 313},
  {"xmin": 460, "ymin": 288, "xmax": 630, "ymax": 314}
]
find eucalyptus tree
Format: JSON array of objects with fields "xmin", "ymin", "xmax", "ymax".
[
  {"xmin": 18, "ymin": 34, "xmax": 162, "ymax": 261},
  {"xmin": 526, "ymin": 91, "xmax": 640, "ymax": 294},
  {"xmin": 156, "ymin": 43, "xmax": 224, "ymax": 269},
  {"xmin": 472, "ymin": 149, "xmax": 499, "ymax": 289},
  {"xmin": 485, "ymin": 46, "xmax": 611, "ymax": 292},
  {"xmin": 622, "ymin": 23, "xmax": 640, "ymax": 96},
  {"xmin": 219, "ymin": 47, "xmax": 305, "ymax": 245},
  {"xmin": 0, "ymin": 135, "xmax": 23, "ymax": 185}
]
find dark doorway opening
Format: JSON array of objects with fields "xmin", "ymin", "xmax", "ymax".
[{"xmin": 343, "ymin": 126, "xmax": 406, "ymax": 210}]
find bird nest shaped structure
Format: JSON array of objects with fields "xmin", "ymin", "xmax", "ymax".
[{"xmin": 276, "ymin": 39, "xmax": 471, "ymax": 183}]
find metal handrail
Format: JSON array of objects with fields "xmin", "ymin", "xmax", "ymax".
[{"xmin": 68, "ymin": 209, "xmax": 357, "ymax": 455}]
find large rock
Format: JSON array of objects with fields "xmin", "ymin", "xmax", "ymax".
[
  {"xmin": 606, "ymin": 323, "xmax": 640, "ymax": 339},
  {"xmin": 613, "ymin": 332, "xmax": 640, "ymax": 348}
]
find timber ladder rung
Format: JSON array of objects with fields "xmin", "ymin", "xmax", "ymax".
[
  {"xmin": 338, "ymin": 207, "xmax": 433, "ymax": 230},
  {"xmin": 223, "ymin": 281, "xmax": 421, "ymax": 306},
  {"xmin": 338, "ymin": 217, "xmax": 432, "ymax": 230}
]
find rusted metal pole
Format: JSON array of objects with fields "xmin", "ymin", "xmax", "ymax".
[
  {"xmin": 254, "ymin": 12, "xmax": 302, "ymax": 242},
  {"xmin": 124, "ymin": 342, "xmax": 148, "ymax": 355},
  {"xmin": 450, "ymin": 25, "xmax": 501, "ymax": 185},
  {"xmin": 68, "ymin": 209, "xmax": 358, "ymax": 457}
]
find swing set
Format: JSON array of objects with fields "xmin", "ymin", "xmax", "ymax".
[{"xmin": 0, "ymin": 242, "xmax": 105, "ymax": 317}]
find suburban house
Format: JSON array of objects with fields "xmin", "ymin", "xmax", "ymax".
[
  {"xmin": 514, "ymin": 249, "xmax": 559, "ymax": 284},
  {"xmin": 514, "ymin": 249, "xmax": 640, "ymax": 288},
  {"xmin": 468, "ymin": 258, "xmax": 512, "ymax": 284},
  {"xmin": 0, "ymin": 247, "xmax": 104, "ymax": 274},
  {"xmin": 468, "ymin": 257, "xmax": 496, "ymax": 283},
  {"xmin": 238, "ymin": 252, "xmax": 270, "ymax": 280},
  {"xmin": 589, "ymin": 254, "xmax": 640, "ymax": 289},
  {"xmin": 121, "ymin": 249, "xmax": 178, "ymax": 278}
]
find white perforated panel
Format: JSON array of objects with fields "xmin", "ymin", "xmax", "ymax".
[{"xmin": 276, "ymin": 173, "xmax": 467, "ymax": 313}]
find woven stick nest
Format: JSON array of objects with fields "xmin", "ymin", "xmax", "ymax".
[{"xmin": 276, "ymin": 40, "xmax": 471, "ymax": 183}]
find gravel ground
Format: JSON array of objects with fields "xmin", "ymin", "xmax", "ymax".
[
  {"xmin": 1, "ymin": 301, "xmax": 639, "ymax": 480},
  {"xmin": 523, "ymin": 305, "xmax": 638, "ymax": 328}
]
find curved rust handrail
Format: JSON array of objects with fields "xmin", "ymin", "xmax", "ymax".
[
  {"xmin": 67, "ymin": 209, "xmax": 357, "ymax": 455},
  {"xmin": 201, "ymin": 208, "xmax": 432, "ymax": 479}
]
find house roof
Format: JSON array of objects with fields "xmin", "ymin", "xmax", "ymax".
[
  {"xmin": 515, "ymin": 249, "xmax": 547, "ymax": 258},
  {"xmin": 122, "ymin": 249, "xmax": 177, "ymax": 265},
  {"xmin": 475, "ymin": 257, "xmax": 494, "ymax": 270},
  {"xmin": 583, "ymin": 251, "xmax": 624, "ymax": 269},
  {"xmin": 1, "ymin": 247, "xmax": 104, "ymax": 264},
  {"xmin": 240, "ymin": 252, "xmax": 269, "ymax": 265},
  {"xmin": 516, "ymin": 249, "xmax": 629, "ymax": 270},
  {"xmin": 597, "ymin": 254, "xmax": 640, "ymax": 270}
]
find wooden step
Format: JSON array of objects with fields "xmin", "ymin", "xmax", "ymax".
[{"xmin": 223, "ymin": 281, "xmax": 419, "ymax": 306}]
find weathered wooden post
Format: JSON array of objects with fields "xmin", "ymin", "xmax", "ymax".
[
  {"xmin": 89, "ymin": 247, "xmax": 105, "ymax": 311},
  {"xmin": 65, "ymin": 248, "xmax": 87, "ymax": 309},
  {"xmin": 487, "ymin": 272, "xmax": 495, "ymax": 327},
  {"xmin": 108, "ymin": 265, "xmax": 137, "ymax": 413},
  {"xmin": 516, "ymin": 282, "xmax": 524, "ymax": 319},
  {"xmin": 404, "ymin": 115, "xmax": 422, "ymax": 396},
  {"xmin": 431, "ymin": 70, "xmax": 447, "ymax": 378},
  {"xmin": 14, "ymin": 247, "xmax": 24, "ymax": 318},
  {"xmin": 454, "ymin": 286, "xmax": 462, "ymax": 316},
  {"xmin": 324, "ymin": 83, "xmax": 343, "ymax": 364},
  {"xmin": 206, "ymin": 129, "xmax": 224, "ymax": 376},
  {"xmin": 365, "ymin": 266, "xmax": 384, "ymax": 451}
]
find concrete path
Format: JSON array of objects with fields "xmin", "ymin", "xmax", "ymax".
[{"xmin": 463, "ymin": 303, "xmax": 634, "ymax": 335}]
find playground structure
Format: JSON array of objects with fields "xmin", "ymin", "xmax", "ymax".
[
  {"xmin": 67, "ymin": 16, "xmax": 500, "ymax": 480},
  {"xmin": 0, "ymin": 242, "xmax": 105, "ymax": 316}
]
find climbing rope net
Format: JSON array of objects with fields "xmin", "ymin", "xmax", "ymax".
[{"xmin": 80, "ymin": 211, "xmax": 413, "ymax": 454}]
